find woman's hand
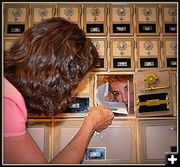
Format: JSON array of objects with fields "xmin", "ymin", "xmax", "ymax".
[{"xmin": 85, "ymin": 105, "xmax": 114, "ymax": 132}]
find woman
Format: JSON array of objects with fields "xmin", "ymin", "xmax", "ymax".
[
  {"xmin": 3, "ymin": 17, "xmax": 114, "ymax": 164},
  {"xmin": 103, "ymin": 75, "xmax": 129, "ymax": 107}
]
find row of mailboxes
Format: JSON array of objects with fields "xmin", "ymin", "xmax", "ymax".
[
  {"xmin": 25, "ymin": 69, "xmax": 176, "ymax": 119},
  {"xmin": 4, "ymin": 37, "xmax": 177, "ymax": 70},
  {"xmin": 3, "ymin": 4, "xmax": 177, "ymax": 36},
  {"xmin": 3, "ymin": 3, "xmax": 177, "ymax": 119},
  {"xmin": 26, "ymin": 118, "xmax": 177, "ymax": 164}
]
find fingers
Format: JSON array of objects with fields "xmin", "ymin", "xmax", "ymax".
[
  {"xmin": 88, "ymin": 105, "xmax": 114, "ymax": 120},
  {"xmin": 87, "ymin": 105, "xmax": 114, "ymax": 130},
  {"xmin": 95, "ymin": 123, "xmax": 111, "ymax": 132}
]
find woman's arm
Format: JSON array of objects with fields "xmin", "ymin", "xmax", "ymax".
[
  {"xmin": 51, "ymin": 117, "xmax": 94, "ymax": 164},
  {"xmin": 4, "ymin": 105, "xmax": 114, "ymax": 164},
  {"xmin": 4, "ymin": 132, "xmax": 48, "ymax": 164},
  {"xmin": 51, "ymin": 105, "xmax": 114, "ymax": 164}
]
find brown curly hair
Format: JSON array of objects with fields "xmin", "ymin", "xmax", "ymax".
[{"xmin": 4, "ymin": 17, "xmax": 99, "ymax": 116}]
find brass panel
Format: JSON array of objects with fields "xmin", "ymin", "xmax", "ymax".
[
  {"xmin": 171, "ymin": 71, "xmax": 177, "ymax": 116},
  {"xmin": 137, "ymin": 38, "xmax": 160, "ymax": 57},
  {"xmin": 136, "ymin": 38, "xmax": 160, "ymax": 69},
  {"xmin": 161, "ymin": 4, "xmax": 177, "ymax": 35},
  {"xmin": 30, "ymin": 4, "xmax": 56, "ymax": 25},
  {"xmin": 138, "ymin": 99, "xmax": 168, "ymax": 107},
  {"xmin": 83, "ymin": 4, "xmax": 107, "ymax": 36},
  {"xmin": 91, "ymin": 38, "xmax": 108, "ymax": 71},
  {"xmin": 138, "ymin": 119, "xmax": 177, "ymax": 163},
  {"xmin": 136, "ymin": 5, "xmax": 159, "ymax": 22},
  {"xmin": 162, "ymin": 38, "xmax": 177, "ymax": 68},
  {"xmin": 53, "ymin": 120, "xmax": 137, "ymax": 164},
  {"xmin": 109, "ymin": 5, "xmax": 133, "ymax": 36},
  {"xmin": 4, "ymin": 37, "xmax": 18, "ymax": 51},
  {"xmin": 161, "ymin": 4, "xmax": 177, "ymax": 22},
  {"xmin": 135, "ymin": 69, "xmax": 173, "ymax": 117},
  {"xmin": 110, "ymin": 38, "xmax": 134, "ymax": 71},
  {"xmin": 4, "ymin": 4, "xmax": 29, "ymax": 36},
  {"xmin": 110, "ymin": 39, "xmax": 134, "ymax": 57},
  {"xmin": 163, "ymin": 38, "xmax": 177, "ymax": 57},
  {"xmin": 135, "ymin": 70, "xmax": 170, "ymax": 95},
  {"xmin": 135, "ymin": 5, "xmax": 159, "ymax": 36},
  {"xmin": 75, "ymin": 74, "xmax": 94, "ymax": 97},
  {"xmin": 7, "ymin": 7, "xmax": 27, "ymax": 22},
  {"xmin": 110, "ymin": 5, "xmax": 132, "ymax": 22},
  {"xmin": 57, "ymin": 4, "xmax": 82, "ymax": 27},
  {"xmin": 84, "ymin": 5, "xmax": 106, "ymax": 22}
]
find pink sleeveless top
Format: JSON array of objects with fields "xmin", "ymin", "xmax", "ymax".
[{"xmin": 3, "ymin": 77, "xmax": 27, "ymax": 137}]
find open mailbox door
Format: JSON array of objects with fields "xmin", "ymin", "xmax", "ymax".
[{"xmin": 135, "ymin": 69, "xmax": 173, "ymax": 117}]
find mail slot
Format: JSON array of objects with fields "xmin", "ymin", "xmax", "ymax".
[
  {"xmin": 86, "ymin": 147, "xmax": 106, "ymax": 160},
  {"xmin": 137, "ymin": 93, "xmax": 169, "ymax": 113},
  {"xmin": 65, "ymin": 97, "xmax": 89, "ymax": 113}
]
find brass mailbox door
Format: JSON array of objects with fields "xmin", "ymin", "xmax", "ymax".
[
  {"xmin": 109, "ymin": 5, "xmax": 133, "ymax": 36},
  {"xmin": 83, "ymin": 120, "xmax": 136, "ymax": 164},
  {"xmin": 91, "ymin": 38, "xmax": 108, "ymax": 71},
  {"xmin": 53, "ymin": 120, "xmax": 136, "ymax": 164},
  {"xmin": 57, "ymin": 4, "xmax": 82, "ymax": 28},
  {"xmin": 4, "ymin": 37, "xmax": 18, "ymax": 51},
  {"xmin": 136, "ymin": 38, "xmax": 160, "ymax": 69},
  {"xmin": 30, "ymin": 4, "xmax": 56, "ymax": 26},
  {"xmin": 4, "ymin": 4, "xmax": 29, "ymax": 36},
  {"xmin": 135, "ymin": 4, "xmax": 159, "ymax": 36},
  {"xmin": 161, "ymin": 4, "xmax": 177, "ymax": 35},
  {"xmin": 138, "ymin": 119, "xmax": 177, "ymax": 164},
  {"xmin": 83, "ymin": 4, "xmax": 107, "ymax": 36},
  {"xmin": 162, "ymin": 38, "xmax": 177, "ymax": 69},
  {"xmin": 134, "ymin": 69, "xmax": 173, "ymax": 117},
  {"xmin": 110, "ymin": 38, "xmax": 134, "ymax": 71}
]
